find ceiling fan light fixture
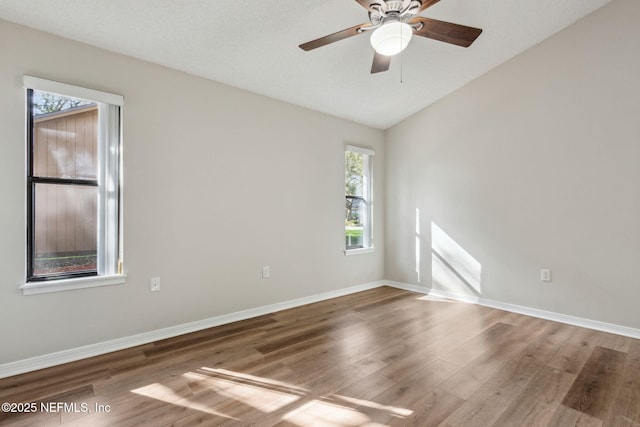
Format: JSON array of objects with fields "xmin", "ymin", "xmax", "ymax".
[{"xmin": 370, "ymin": 21, "xmax": 413, "ymax": 56}]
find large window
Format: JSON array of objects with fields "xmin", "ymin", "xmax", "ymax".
[
  {"xmin": 23, "ymin": 76, "xmax": 123, "ymax": 292},
  {"xmin": 345, "ymin": 145, "xmax": 374, "ymax": 253}
]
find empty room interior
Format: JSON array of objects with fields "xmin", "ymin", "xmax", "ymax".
[{"xmin": 0, "ymin": 0, "xmax": 639, "ymax": 426}]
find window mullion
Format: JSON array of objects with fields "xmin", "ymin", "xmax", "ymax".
[{"xmin": 31, "ymin": 177, "xmax": 98, "ymax": 186}]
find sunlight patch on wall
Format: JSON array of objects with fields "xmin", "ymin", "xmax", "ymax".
[{"xmin": 431, "ymin": 222, "xmax": 482, "ymax": 296}]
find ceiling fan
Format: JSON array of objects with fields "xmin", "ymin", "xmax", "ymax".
[{"xmin": 299, "ymin": 0, "xmax": 482, "ymax": 74}]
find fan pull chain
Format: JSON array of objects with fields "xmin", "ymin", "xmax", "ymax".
[{"xmin": 400, "ymin": 47, "xmax": 404, "ymax": 83}]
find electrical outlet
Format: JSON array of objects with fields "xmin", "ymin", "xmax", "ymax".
[
  {"xmin": 540, "ymin": 269, "xmax": 551, "ymax": 282},
  {"xmin": 150, "ymin": 277, "xmax": 161, "ymax": 291},
  {"xmin": 262, "ymin": 266, "xmax": 270, "ymax": 279}
]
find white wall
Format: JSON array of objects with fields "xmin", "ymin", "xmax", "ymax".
[
  {"xmin": 0, "ymin": 19, "xmax": 384, "ymax": 364},
  {"xmin": 386, "ymin": 0, "xmax": 640, "ymax": 328}
]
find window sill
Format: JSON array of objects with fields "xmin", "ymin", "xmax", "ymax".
[
  {"xmin": 344, "ymin": 247, "xmax": 375, "ymax": 256},
  {"xmin": 21, "ymin": 274, "xmax": 126, "ymax": 295}
]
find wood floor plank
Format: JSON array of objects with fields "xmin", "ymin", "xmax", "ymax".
[
  {"xmin": 597, "ymin": 332, "xmax": 633, "ymax": 353},
  {"xmin": 438, "ymin": 337, "xmax": 531, "ymax": 400},
  {"xmin": 439, "ymin": 322, "xmax": 516, "ymax": 367},
  {"xmin": 500, "ymin": 309, "xmax": 553, "ymax": 330},
  {"xmin": 332, "ymin": 372, "xmax": 397, "ymax": 402},
  {"xmin": 606, "ymin": 416, "xmax": 640, "ymax": 427},
  {"xmin": 296, "ymin": 355, "xmax": 387, "ymax": 397},
  {"xmin": 353, "ymin": 291, "xmax": 416, "ymax": 313},
  {"xmin": 1, "ymin": 286, "xmax": 639, "ymax": 426},
  {"xmin": 492, "ymin": 365, "xmax": 576, "ymax": 426},
  {"xmin": 369, "ymin": 305, "xmax": 511, "ymax": 381},
  {"xmin": 623, "ymin": 341, "xmax": 640, "ymax": 424},
  {"xmin": 278, "ymin": 395, "xmax": 381, "ymax": 426},
  {"xmin": 604, "ymin": 340, "xmax": 640, "ymax": 426},
  {"xmin": 548, "ymin": 404, "xmax": 604, "ymax": 427},
  {"xmin": 442, "ymin": 354, "xmax": 542, "ymax": 426},
  {"xmin": 389, "ymin": 388, "xmax": 463, "ymax": 427},
  {"xmin": 0, "ymin": 408, "xmax": 62, "ymax": 426},
  {"xmin": 143, "ymin": 316, "xmax": 275, "ymax": 359},
  {"xmin": 359, "ymin": 357, "xmax": 461, "ymax": 425},
  {"xmin": 0, "ymin": 366, "xmax": 111, "ymax": 411},
  {"xmin": 547, "ymin": 327, "xmax": 601, "ymax": 375},
  {"xmin": 521, "ymin": 321, "xmax": 576, "ymax": 364},
  {"xmin": 562, "ymin": 345, "xmax": 628, "ymax": 420}
]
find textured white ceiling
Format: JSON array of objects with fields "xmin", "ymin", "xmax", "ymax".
[{"xmin": 0, "ymin": 0, "xmax": 612, "ymax": 129}]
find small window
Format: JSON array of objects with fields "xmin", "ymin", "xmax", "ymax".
[
  {"xmin": 24, "ymin": 76, "xmax": 123, "ymax": 286},
  {"xmin": 345, "ymin": 145, "xmax": 374, "ymax": 252}
]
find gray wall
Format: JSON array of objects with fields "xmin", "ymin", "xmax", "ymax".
[
  {"xmin": 385, "ymin": 0, "xmax": 640, "ymax": 328},
  {"xmin": 0, "ymin": 19, "xmax": 385, "ymax": 364}
]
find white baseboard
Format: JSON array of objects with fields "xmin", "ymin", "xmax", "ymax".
[
  {"xmin": 384, "ymin": 280, "xmax": 640, "ymax": 340},
  {"xmin": 0, "ymin": 281, "xmax": 386, "ymax": 379}
]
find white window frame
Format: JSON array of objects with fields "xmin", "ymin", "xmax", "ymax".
[
  {"xmin": 21, "ymin": 76, "xmax": 125, "ymax": 295},
  {"xmin": 345, "ymin": 144, "xmax": 375, "ymax": 255}
]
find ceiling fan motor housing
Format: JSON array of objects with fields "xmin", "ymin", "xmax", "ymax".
[{"xmin": 369, "ymin": 0, "xmax": 422, "ymax": 26}]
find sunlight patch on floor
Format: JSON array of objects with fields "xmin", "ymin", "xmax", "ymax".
[
  {"xmin": 184, "ymin": 367, "xmax": 304, "ymax": 413},
  {"xmin": 416, "ymin": 294, "xmax": 466, "ymax": 303},
  {"xmin": 131, "ymin": 382, "xmax": 237, "ymax": 420},
  {"xmin": 132, "ymin": 368, "xmax": 413, "ymax": 425},
  {"xmin": 283, "ymin": 398, "xmax": 390, "ymax": 427},
  {"xmin": 333, "ymin": 394, "xmax": 413, "ymax": 417}
]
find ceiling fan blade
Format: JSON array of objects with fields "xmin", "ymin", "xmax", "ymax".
[
  {"xmin": 416, "ymin": 0, "xmax": 441, "ymax": 13},
  {"xmin": 411, "ymin": 17, "xmax": 482, "ymax": 47},
  {"xmin": 371, "ymin": 52, "xmax": 391, "ymax": 74},
  {"xmin": 354, "ymin": 0, "xmax": 385, "ymax": 11},
  {"xmin": 299, "ymin": 23, "xmax": 368, "ymax": 51}
]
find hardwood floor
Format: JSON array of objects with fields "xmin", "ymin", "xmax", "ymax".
[{"xmin": 1, "ymin": 286, "xmax": 639, "ymax": 426}]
